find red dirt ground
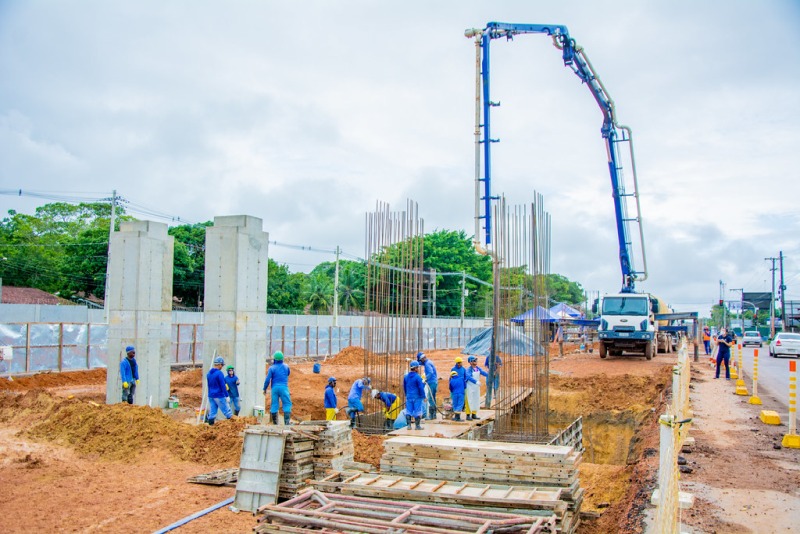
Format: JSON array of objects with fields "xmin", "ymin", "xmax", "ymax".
[{"xmin": 2, "ymin": 342, "xmax": 791, "ymax": 532}]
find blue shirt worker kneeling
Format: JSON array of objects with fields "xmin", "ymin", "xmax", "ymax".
[
  {"xmin": 404, "ymin": 361, "xmax": 426, "ymax": 430},
  {"xmin": 448, "ymin": 370, "xmax": 466, "ymax": 421},
  {"xmin": 347, "ymin": 376, "xmax": 371, "ymax": 428},
  {"xmin": 372, "ymin": 389, "xmax": 401, "ymax": 429},
  {"xmin": 324, "ymin": 376, "xmax": 338, "ymax": 421},
  {"xmin": 224, "ymin": 365, "xmax": 241, "ymax": 416},
  {"xmin": 206, "ymin": 356, "xmax": 233, "ymax": 425},
  {"xmin": 263, "ymin": 351, "xmax": 292, "ymax": 425},
  {"xmin": 120, "ymin": 345, "xmax": 139, "ymax": 405}
]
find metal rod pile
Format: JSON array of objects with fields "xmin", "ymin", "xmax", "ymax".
[{"xmin": 488, "ymin": 194, "xmax": 552, "ymax": 442}]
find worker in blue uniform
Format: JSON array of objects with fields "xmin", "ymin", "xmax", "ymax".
[
  {"xmin": 347, "ymin": 376, "xmax": 371, "ymax": 428},
  {"xmin": 372, "ymin": 388, "xmax": 401, "ymax": 429},
  {"xmin": 324, "ymin": 376, "xmax": 338, "ymax": 421},
  {"xmin": 403, "ymin": 361, "xmax": 426, "ymax": 430},
  {"xmin": 448, "ymin": 370, "xmax": 465, "ymax": 421},
  {"xmin": 206, "ymin": 356, "xmax": 233, "ymax": 425},
  {"xmin": 119, "ymin": 345, "xmax": 139, "ymax": 404},
  {"xmin": 418, "ymin": 352, "xmax": 439, "ymax": 420},
  {"xmin": 224, "ymin": 365, "xmax": 241, "ymax": 416},
  {"xmin": 263, "ymin": 351, "xmax": 292, "ymax": 425}
]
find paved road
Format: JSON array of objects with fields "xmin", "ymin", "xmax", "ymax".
[{"xmin": 736, "ymin": 344, "xmax": 798, "ymax": 413}]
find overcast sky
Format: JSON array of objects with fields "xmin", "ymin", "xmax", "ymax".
[{"xmin": 2, "ymin": 1, "xmax": 799, "ymax": 315}]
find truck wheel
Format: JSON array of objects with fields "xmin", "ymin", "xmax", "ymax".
[
  {"xmin": 645, "ymin": 341, "xmax": 654, "ymax": 360},
  {"xmin": 599, "ymin": 343, "xmax": 607, "ymax": 359}
]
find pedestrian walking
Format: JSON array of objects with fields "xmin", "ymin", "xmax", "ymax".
[
  {"xmin": 263, "ymin": 351, "xmax": 292, "ymax": 425},
  {"xmin": 465, "ymin": 355, "xmax": 488, "ymax": 420},
  {"xmin": 324, "ymin": 376, "xmax": 338, "ymax": 421},
  {"xmin": 206, "ymin": 356, "xmax": 233, "ymax": 425},
  {"xmin": 346, "ymin": 376, "xmax": 371, "ymax": 428},
  {"xmin": 702, "ymin": 326, "xmax": 712, "ymax": 355},
  {"xmin": 372, "ymin": 389, "xmax": 401, "ymax": 429},
  {"xmin": 448, "ymin": 370, "xmax": 465, "ymax": 421},
  {"xmin": 418, "ymin": 352, "xmax": 439, "ymax": 420},
  {"xmin": 224, "ymin": 365, "xmax": 241, "ymax": 416},
  {"xmin": 120, "ymin": 345, "xmax": 139, "ymax": 404},
  {"xmin": 403, "ymin": 361, "xmax": 426, "ymax": 430},
  {"xmin": 715, "ymin": 327, "xmax": 733, "ymax": 380}
]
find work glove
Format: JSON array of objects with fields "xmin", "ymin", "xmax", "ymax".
[
  {"xmin": 136, "ymin": 380, "xmax": 140, "ymax": 385},
  {"xmin": 123, "ymin": 382, "xmax": 129, "ymax": 388},
  {"xmin": 226, "ymin": 384, "xmax": 230, "ymax": 391},
  {"xmin": 334, "ymin": 408, "xmax": 340, "ymax": 414}
]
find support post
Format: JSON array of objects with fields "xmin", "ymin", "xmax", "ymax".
[
  {"xmin": 749, "ymin": 348, "xmax": 762, "ymax": 405},
  {"xmin": 782, "ymin": 360, "xmax": 800, "ymax": 448}
]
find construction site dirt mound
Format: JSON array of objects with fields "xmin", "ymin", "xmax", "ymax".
[
  {"xmin": 0, "ymin": 368, "xmax": 107, "ymax": 391},
  {"xmin": 352, "ymin": 430, "xmax": 387, "ymax": 468},
  {"xmin": 550, "ymin": 369, "xmax": 671, "ymax": 414},
  {"xmin": 325, "ymin": 346, "xmax": 368, "ymax": 366}
]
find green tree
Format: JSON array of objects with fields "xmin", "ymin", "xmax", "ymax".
[
  {"xmin": 169, "ymin": 222, "xmax": 212, "ymax": 307},
  {"xmin": 310, "ymin": 259, "xmax": 366, "ymax": 312},
  {"xmin": 267, "ymin": 259, "xmax": 307, "ymax": 313},
  {"xmin": 304, "ymin": 273, "xmax": 332, "ymax": 313},
  {"xmin": 545, "ymin": 274, "xmax": 585, "ymax": 306}
]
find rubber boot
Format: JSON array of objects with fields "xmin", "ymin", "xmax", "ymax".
[
  {"xmin": 234, "ymin": 410, "xmax": 240, "ymax": 416},
  {"xmin": 414, "ymin": 416, "xmax": 423, "ymax": 430},
  {"xmin": 454, "ymin": 413, "xmax": 461, "ymax": 421},
  {"xmin": 207, "ymin": 418, "xmax": 215, "ymax": 426},
  {"xmin": 270, "ymin": 412, "xmax": 279, "ymax": 425},
  {"xmin": 350, "ymin": 414, "xmax": 357, "ymax": 428},
  {"xmin": 466, "ymin": 414, "xmax": 472, "ymax": 421},
  {"xmin": 472, "ymin": 414, "xmax": 480, "ymax": 421},
  {"xmin": 284, "ymin": 412, "xmax": 292, "ymax": 425},
  {"xmin": 406, "ymin": 415, "xmax": 412, "ymax": 429}
]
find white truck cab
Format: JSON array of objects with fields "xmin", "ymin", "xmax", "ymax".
[{"xmin": 596, "ymin": 293, "xmax": 656, "ymax": 360}]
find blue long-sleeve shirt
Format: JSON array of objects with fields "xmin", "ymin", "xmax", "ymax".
[
  {"xmin": 466, "ymin": 365, "xmax": 488, "ymax": 384},
  {"xmin": 324, "ymin": 384, "xmax": 337, "ymax": 409},
  {"xmin": 422, "ymin": 360, "xmax": 438, "ymax": 385},
  {"xmin": 451, "ymin": 364, "xmax": 467, "ymax": 384},
  {"xmin": 207, "ymin": 367, "xmax": 227, "ymax": 398},
  {"xmin": 403, "ymin": 371, "xmax": 426, "ymax": 401},
  {"xmin": 120, "ymin": 356, "xmax": 138, "ymax": 384},
  {"xmin": 224, "ymin": 373, "xmax": 240, "ymax": 398},
  {"xmin": 263, "ymin": 362, "xmax": 291, "ymax": 391},
  {"xmin": 348, "ymin": 379, "xmax": 369, "ymax": 401},
  {"xmin": 449, "ymin": 375, "xmax": 465, "ymax": 395}
]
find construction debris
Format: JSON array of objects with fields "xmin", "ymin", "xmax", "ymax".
[
  {"xmin": 187, "ymin": 467, "xmax": 238, "ymax": 486},
  {"xmin": 255, "ymin": 490, "xmax": 557, "ymax": 533}
]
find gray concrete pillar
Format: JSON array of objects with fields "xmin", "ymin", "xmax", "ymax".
[
  {"xmin": 204, "ymin": 215, "xmax": 269, "ymax": 417},
  {"xmin": 105, "ymin": 221, "xmax": 174, "ymax": 407}
]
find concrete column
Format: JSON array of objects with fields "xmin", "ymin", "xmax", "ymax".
[
  {"xmin": 204, "ymin": 215, "xmax": 269, "ymax": 416},
  {"xmin": 105, "ymin": 221, "xmax": 174, "ymax": 407}
]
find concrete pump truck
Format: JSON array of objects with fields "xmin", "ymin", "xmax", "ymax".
[{"xmin": 467, "ymin": 22, "xmax": 665, "ymax": 360}]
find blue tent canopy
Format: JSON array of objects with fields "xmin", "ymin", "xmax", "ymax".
[
  {"xmin": 510, "ymin": 306, "xmax": 558, "ymax": 324},
  {"xmin": 462, "ymin": 325, "xmax": 546, "ymax": 358},
  {"xmin": 549, "ymin": 302, "xmax": 582, "ymax": 319}
]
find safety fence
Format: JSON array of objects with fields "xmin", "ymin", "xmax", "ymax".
[
  {"xmin": 0, "ymin": 322, "xmax": 484, "ymax": 375},
  {"xmin": 651, "ymin": 340, "xmax": 692, "ymax": 533}
]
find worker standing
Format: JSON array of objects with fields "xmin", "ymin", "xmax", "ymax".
[
  {"xmin": 465, "ymin": 355, "xmax": 488, "ymax": 420},
  {"xmin": 403, "ymin": 361, "xmax": 426, "ymax": 430},
  {"xmin": 418, "ymin": 352, "xmax": 439, "ymax": 420},
  {"xmin": 346, "ymin": 376, "xmax": 371, "ymax": 428},
  {"xmin": 224, "ymin": 365, "xmax": 241, "ymax": 416},
  {"xmin": 263, "ymin": 351, "xmax": 292, "ymax": 425},
  {"xmin": 702, "ymin": 326, "xmax": 712, "ymax": 355},
  {"xmin": 484, "ymin": 354, "xmax": 502, "ymax": 395},
  {"xmin": 715, "ymin": 327, "xmax": 733, "ymax": 380},
  {"xmin": 119, "ymin": 345, "xmax": 139, "ymax": 405},
  {"xmin": 324, "ymin": 376, "xmax": 338, "ymax": 421},
  {"xmin": 448, "ymin": 370, "xmax": 465, "ymax": 421},
  {"xmin": 372, "ymin": 389, "xmax": 401, "ymax": 429},
  {"xmin": 206, "ymin": 356, "xmax": 233, "ymax": 425}
]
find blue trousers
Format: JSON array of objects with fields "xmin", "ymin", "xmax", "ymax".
[
  {"xmin": 270, "ymin": 384, "xmax": 292, "ymax": 414},
  {"xmin": 450, "ymin": 392, "xmax": 465, "ymax": 412},
  {"xmin": 208, "ymin": 396, "xmax": 233, "ymax": 420},
  {"xmin": 229, "ymin": 396, "xmax": 241, "ymax": 413},
  {"xmin": 406, "ymin": 398, "xmax": 424, "ymax": 418},
  {"xmin": 704, "ymin": 340, "xmax": 711, "ymax": 355},
  {"xmin": 715, "ymin": 354, "xmax": 730, "ymax": 379},
  {"xmin": 426, "ymin": 381, "xmax": 438, "ymax": 418}
]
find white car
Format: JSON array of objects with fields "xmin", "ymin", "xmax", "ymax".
[
  {"xmin": 768, "ymin": 332, "xmax": 800, "ymax": 358},
  {"xmin": 742, "ymin": 331, "xmax": 762, "ymax": 347}
]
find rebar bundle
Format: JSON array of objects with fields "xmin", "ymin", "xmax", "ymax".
[
  {"xmin": 361, "ymin": 200, "xmax": 425, "ymax": 432},
  {"xmin": 487, "ymin": 194, "xmax": 552, "ymax": 442}
]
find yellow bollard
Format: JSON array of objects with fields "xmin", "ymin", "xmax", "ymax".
[
  {"xmin": 782, "ymin": 361, "xmax": 800, "ymax": 448},
  {"xmin": 730, "ymin": 347, "xmax": 739, "ymax": 380},
  {"xmin": 736, "ymin": 343, "xmax": 745, "ymax": 386},
  {"xmin": 749, "ymin": 348, "xmax": 762, "ymax": 405}
]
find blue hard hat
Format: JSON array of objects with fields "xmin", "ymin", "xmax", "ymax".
[
  {"xmin": 125, "ymin": 346, "xmax": 135, "ymax": 353},
  {"xmin": 416, "ymin": 352, "xmax": 426, "ymax": 361},
  {"xmin": 328, "ymin": 376, "xmax": 337, "ymax": 383},
  {"xmin": 467, "ymin": 356, "xmax": 477, "ymax": 363},
  {"xmin": 409, "ymin": 361, "xmax": 420, "ymax": 369},
  {"xmin": 213, "ymin": 356, "xmax": 225, "ymax": 365}
]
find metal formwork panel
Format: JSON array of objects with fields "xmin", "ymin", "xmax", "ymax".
[{"xmin": 234, "ymin": 428, "xmax": 286, "ymax": 512}]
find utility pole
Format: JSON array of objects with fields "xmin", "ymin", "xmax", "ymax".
[
  {"xmin": 719, "ymin": 280, "xmax": 726, "ymax": 328},
  {"xmin": 766, "ymin": 256, "xmax": 778, "ymax": 338},
  {"xmin": 780, "ymin": 251, "xmax": 787, "ymax": 333},
  {"xmin": 333, "ymin": 246, "xmax": 340, "ymax": 326},
  {"xmin": 730, "ymin": 288, "xmax": 743, "ymax": 332},
  {"xmin": 460, "ymin": 271, "xmax": 466, "ymax": 328},
  {"xmin": 104, "ymin": 189, "xmax": 117, "ymax": 318}
]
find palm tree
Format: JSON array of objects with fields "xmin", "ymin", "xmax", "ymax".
[
  {"xmin": 338, "ymin": 266, "xmax": 364, "ymax": 312},
  {"xmin": 305, "ymin": 273, "xmax": 333, "ymax": 314}
]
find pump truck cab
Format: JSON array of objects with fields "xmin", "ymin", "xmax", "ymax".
[{"xmin": 594, "ymin": 294, "xmax": 673, "ymax": 360}]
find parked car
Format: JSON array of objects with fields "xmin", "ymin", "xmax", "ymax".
[
  {"xmin": 742, "ymin": 331, "xmax": 763, "ymax": 347},
  {"xmin": 768, "ymin": 332, "xmax": 800, "ymax": 358}
]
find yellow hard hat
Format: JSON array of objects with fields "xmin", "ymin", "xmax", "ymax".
[{"xmin": 454, "ymin": 357, "xmax": 463, "ymax": 363}]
